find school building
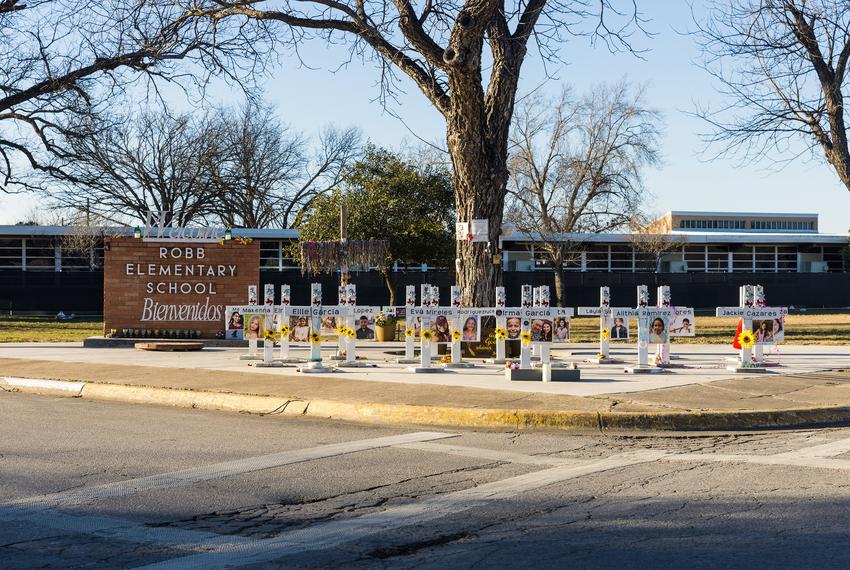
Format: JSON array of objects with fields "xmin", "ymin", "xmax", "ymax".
[{"xmin": 0, "ymin": 211, "xmax": 847, "ymax": 313}]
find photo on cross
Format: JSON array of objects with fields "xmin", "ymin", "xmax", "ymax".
[
  {"xmin": 288, "ymin": 316, "xmax": 311, "ymax": 343},
  {"xmin": 610, "ymin": 317, "xmax": 630, "ymax": 341},
  {"xmin": 648, "ymin": 317, "xmax": 669, "ymax": 345},
  {"xmin": 753, "ymin": 318, "xmax": 785, "ymax": 344}
]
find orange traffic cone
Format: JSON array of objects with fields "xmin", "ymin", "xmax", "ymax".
[{"xmin": 732, "ymin": 318, "xmax": 743, "ymax": 349}]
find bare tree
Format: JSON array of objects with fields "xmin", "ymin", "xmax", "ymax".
[
  {"xmin": 196, "ymin": 0, "xmax": 646, "ymax": 305},
  {"xmin": 279, "ymin": 125, "xmax": 363, "ymax": 228},
  {"xmin": 208, "ymin": 100, "xmax": 362, "ymax": 228},
  {"xmin": 47, "ymin": 111, "xmax": 222, "ymax": 226},
  {"xmin": 694, "ymin": 0, "xmax": 850, "ymax": 190},
  {"xmin": 0, "ymin": 0, "xmax": 261, "ymax": 192},
  {"xmin": 60, "ymin": 206, "xmax": 121, "ymax": 270},
  {"xmin": 627, "ymin": 213, "xmax": 684, "ymax": 273},
  {"xmin": 507, "ymin": 81, "xmax": 661, "ymax": 306}
]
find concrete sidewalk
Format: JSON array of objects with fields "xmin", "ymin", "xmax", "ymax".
[{"xmin": 2, "ymin": 341, "xmax": 850, "ymax": 431}]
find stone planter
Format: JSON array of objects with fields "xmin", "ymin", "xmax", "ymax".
[{"xmin": 375, "ymin": 324, "xmax": 396, "ymax": 342}]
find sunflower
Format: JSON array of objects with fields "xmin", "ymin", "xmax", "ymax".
[
  {"xmin": 451, "ymin": 329, "xmax": 462, "ymax": 341},
  {"xmin": 600, "ymin": 328, "xmax": 611, "ymax": 340},
  {"xmin": 738, "ymin": 330, "xmax": 756, "ymax": 348},
  {"xmin": 421, "ymin": 329, "xmax": 434, "ymax": 342},
  {"xmin": 279, "ymin": 325, "xmax": 289, "ymax": 336},
  {"xmin": 309, "ymin": 331, "xmax": 321, "ymax": 344},
  {"xmin": 494, "ymin": 327, "xmax": 507, "ymax": 340},
  {"xmin": 264, "ymin": 330, "xmax": 277, "ymax": 342},
  {"xmin": 346, "ymin": 328, "xmax": 356, "ymax": 338},
  {"xmin": 520, "ymin": 331, "xmax": 532, "ymax": 346},
  {"xmin": 337, "ymin": 325, "xmax": 347, "ymax": 335},
  {"xmin": 405, "ymin": 327, "xmax": 415, "ymax": 338}
]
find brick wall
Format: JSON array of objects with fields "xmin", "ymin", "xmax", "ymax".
[{"xmin": 103, "ymin": 237, "xmax": 259, "ymax": 337}]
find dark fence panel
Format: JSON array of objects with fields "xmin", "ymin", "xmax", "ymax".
[
  {"xmin": 1, "ymin": 269, "xmax": 849, "ymax": 312},
  {"xmin": 0, "ymin": 270, "xmax": 103, "ymax": 313}
]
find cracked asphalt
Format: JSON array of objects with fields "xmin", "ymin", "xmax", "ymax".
[{"xmin": 3, "ymin": 391, "xmax": 850, "ymax": 569}]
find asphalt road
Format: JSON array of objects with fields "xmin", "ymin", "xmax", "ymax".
[{"xmin": 3, "ymin": 391, "xmax": 850, "ymax": 569}]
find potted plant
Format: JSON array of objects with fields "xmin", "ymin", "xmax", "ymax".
[{"xmin": 374, "ymin": 312, "xmax": 397, "ymax": 342}]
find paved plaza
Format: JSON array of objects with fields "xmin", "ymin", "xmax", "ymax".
[{"xmin": 2, "ymin": 341, "xmax": 850, "ymax": 397}]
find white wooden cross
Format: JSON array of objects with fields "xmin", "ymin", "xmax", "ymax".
[
  {"xmin": 233, "ymin": 284, "xmax": 272, "ymax": 360},
  {"xmin": 613, "ymin": 285, "xmax": 673, "ymax": 369},
  {"xmin": 276, "ymin": 284, "xmax": 293, "ymax": 361},
  {"xmin": 445, "ymin": 286, "xmax": 495, "ymax": 367},
  {"xmin": 716, "ymin": 284, "xmax": 785, "ymax": 367},
  {"xmin": 577, "ymin": 287, "xmax": 630, "ymax": 360},
  {"xmin": 489, "ymin": 286, "xmax": 519, "ymax": 363},
  {"xmin": 655, "ymin": 285, "xmax": 696, "ymax": 365},
  {"xmin": 408, "ymin": 284, "xmax": 453, "ymax": 371},
  {"xmin": 753, "ymin": 284, "xmax": 788, "ymax": 364},
  {"xmin": 339, "ymin": 284, "xmax": 380, "ymax": 367},
  {"xmin": 521, "ymin": 286, "xmax": 574, "ymax": 381}
]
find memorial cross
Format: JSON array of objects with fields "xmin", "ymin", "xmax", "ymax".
[
  {"xmin": 237, "ymin": 285, "xmax": 272, "ymax": 360},
  {"xmin": 611, "ymin": 285, "xmax": 673, "ymax": 369},
  {"xmin": 408, "ymin": 284, "xmax": 454, "ymax": 371},
  {"xmin": 389, "ymin": 285, "xmax": 418, "ymax": 364},
  {"xmin": 527, "ymin": 286, "xmax": 574, "ymax": 379},
  {"xmin": 339, "ymin": 284, "xmax": 381, "ymax": 366},
  {"xmin": 577, "ymin": 287, "xmax": 630, "ymax": 360},
  {"xmin": 443, "ymin": 286, "xmax": 495, "ymax": 367},
  {"xmin": 277, "ymin": 285, "xmax": 294, "ymax": 361},
  {"xmin": 753, "ymin": 284, "xmax": 788, "ymax": 364},
  {"xmin": 289, "ymin": 283, "xmax": 344, "ymax": 373},
  {"xmin": 655, "ymin": 285, "xmax": 696, "ymax": 365},
  {"xmin": 716, "ymin": 284, "xmax": 785, "ymax": 367},
  {"xmin": 715, "ymin": 285, "xmax": 782, "ymax": 368}
]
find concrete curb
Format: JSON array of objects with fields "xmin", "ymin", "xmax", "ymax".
[{"xmin": 3, "ymin": 376, "xmax": 850, "ymax": 432}]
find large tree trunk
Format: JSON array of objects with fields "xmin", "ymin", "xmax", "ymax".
[{"xmin": 446, "ymin": 74, "xmax": 511, "ymax": 307}]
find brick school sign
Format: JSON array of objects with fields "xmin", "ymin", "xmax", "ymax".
[{"xmin": 103, "ymin": 237, "xmax": 259, "ymax": 338}]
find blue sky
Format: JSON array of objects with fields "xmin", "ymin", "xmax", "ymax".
[{"xmin": 3, "ymin": 1, "xmax": 849, "ymax": 233}]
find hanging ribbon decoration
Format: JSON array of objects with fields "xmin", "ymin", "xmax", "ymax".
[{"xmin": 299, "ymin": 240, "xmax": 389, "ymax": 276}]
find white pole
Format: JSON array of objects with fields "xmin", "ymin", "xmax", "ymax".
[
  {"xmin": 450, "ymin": 285, "xmax": 461, "ymax": 364},
  {"xmin": 310, "ymin": 283, "xmax": 322, "ymax": 362},
  {"xmin": 600, "ymin": 286, "xmax": 611, "ymax": 359},
  {"xmin": 345, "ymin": 284, "xmax": 357, "ymax": 364},
  {"xmin": 279, "ymin": 285, "xmax": 291, "ymax": 361},
  {"xmin": 495, "ymin": 286, "xmax": 506, "ymax": 362},
  {"xmin": 637, "ymin": 284, "xmax": 649, "ymax": 367},
  {"xmin": 657, "ymin": 285, "xmax": 671, "ymax": 365},
  {"xmin": 754, "ymin": 284, "xmax": 765, "ymax": 364},
  {"xmin": 520, "ymin": 284, "xmax": 532, "ymax": 369},
  {"xmin": 740, "ymin": 285, "xmax": 754, "ymax": 366},
  {"xmin": 419, "ymin": 283, "xmax": 431, "ymax": 368},
  {"xmin": 404, "ymin": 285, "xmax": 416, "ymax": 360}
]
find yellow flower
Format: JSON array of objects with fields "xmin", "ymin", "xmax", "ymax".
[
  {"xmin": 309, "ymin": 331, "xmax": 321, "ymax": 344},
  {"xmin": 600, "ymin": 328, "xmax": 610, "ymax": 340},
  {"xmin": 405, "ymin": 327, "xmax": 415, "ymax": 338},
  {"xmin": 421, "ymin": 329, "xmax": 434, "ymax": 342},
  {"xmin": 279, "ymin": 325, "xmax": 289, "ymax": 336},
  {"xmin": 520, "ymin": 331, "xmax": 532, "ymax": 346},
  {"xmin": 738, "ymin": 330, "xmax": 756, "ymax": 348},
  {"xmin": 346, "ymin": 328, "xmax": 356, "ymax": 338},
  {"xmin": 495, "ymin": 327, "xmax": 507, "ymax": 340},
  {"xmin": 596, "ymin": 353, "xmax": 606, "ymax": 359},
  {"xmin": 451, "ymin": 329, "xmax": 462, "ymax": 341},
  {"xmin": 337, "ymin": 325, "xmax": 347, "ymax": 335},
  {"xmin": 264, "ymin": 330, "xmax": 277, "ymax": 342}
]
